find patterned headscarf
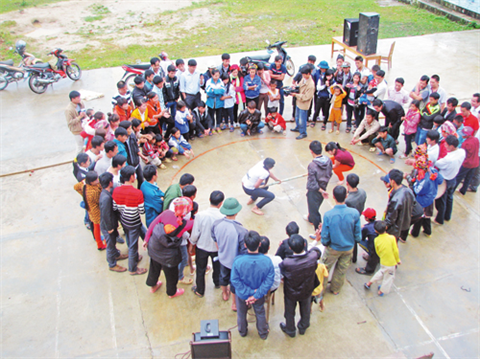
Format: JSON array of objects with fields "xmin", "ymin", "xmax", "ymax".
[
  {"xmin": 173, "ymin": 197, "xmax": 193, "ymax": 225},
  {"xmin": 413, "ymin": 144, "xmax": 433, "ymax": 181},
  {"xmin": 441, "ymin": 122, "xmax": 457, "ymax": 137}
]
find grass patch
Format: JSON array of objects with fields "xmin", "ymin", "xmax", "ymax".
[
  {"xmin": 0, "ymin": 0, "xmax": 62, "ymax": 14},
  {"xmin": 84, "ymin": 15, "xmax": 104, "ymax": 22},
  {"xmin": 0, "ymin": 21, "xmax": 18, "ymax": 61},
  {"xmin": 72, "ymin": 0, "xmax": 473, "ymax": 70}
]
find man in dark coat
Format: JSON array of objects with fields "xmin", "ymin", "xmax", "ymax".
[{"xmin": 279, "ymin": 234, "xmax": 321, "ymax": 337}]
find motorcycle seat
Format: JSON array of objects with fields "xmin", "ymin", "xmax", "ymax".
[
  {"xmin": 127, "ymin": 63, "xmax": 150, "ymax": 70},
  {"xmin": 0, "ymin": 59, "xmax": 14, "ymax": 66},
  {"xmin": 248, "ymin": 54, "xmax": 271, "ymax": 62},
  {"xmin": 30, "ymin": 63, "xmax": 51, "ymax": 69}
]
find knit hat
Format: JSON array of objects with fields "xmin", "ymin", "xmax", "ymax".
[{"xmin": 173, "ymin": 197, "xmax": 193, "ymax": 224}]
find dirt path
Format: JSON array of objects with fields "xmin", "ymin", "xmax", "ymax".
[{"xmin": 0, "ymin": 0, "xmax": 202, "ymax": 52}]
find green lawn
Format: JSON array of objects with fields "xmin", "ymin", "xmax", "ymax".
[
  {"xmin": 0, "ymin": 0, "xmax": 476, "ymax": 69},
  {"xmin": 0, "ymin": 0, "xmax": 62, "ymax": 14}
]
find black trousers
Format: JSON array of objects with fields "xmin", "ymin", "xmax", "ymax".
[
  {"xmin": 195, "ymin": 247, "xmax": 220, "ymax": 296},
  {"xmin": 146, "ymin": 258, "xmax": 179, "ymax": 296},
  {"xmin": 207, "ymin": 107, "xmax": 223, "ymax": 129},
  {"xmin": 160, "ymin": 115, "xmax": 175, "ymax": 139},
  {"xmin": 307, "ymin": 190, "xmax": 324, "ymax": 231},
  {"xmin": 364, "ymin": 247, "xmax": 380, "ymax": 273},
  {"xmin": 313, "ymin": 97, "xmax": 330, "ymax": 124},
  {"xmin": 135, "ymin": 165, "xmax": 144, "ymax": 189},
  {"xmin": 388, "ymin": 120, "xmax": 402, "ymax": 140},
  {"xmin": 284, "ymin": 295, "xmax": 311, "ymax": 334},
  {"xmin": 400, "ymin": 215, "xmax": 422, "ymax": 242},
  {"xmin": 185, "ymin": 93, "xmax": 201, "ymax": 110}
]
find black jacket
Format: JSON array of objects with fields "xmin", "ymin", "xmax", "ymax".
[
  {"xmin": 279, "ymin": 247, "xmax": 321, "ymax": 301},
  {"xmin": 99, "ymin": 188, "xmax": 118, "ymax": 233},
  {"xmin": 275, "ymin": 237, "xmax": 308, "ymax": 260},
  {"xmin": 441, "ymin": 108, "xmax": 457, "ymax": 123},
  {"xmin": 148, "ymin": 221, "xmax": 185, "ymax": 268},
  {"xmin": 132, "ymin": 86, "xmax": 148, "ymax": 107},
  {"xmin": 385, "ymin": 185, "xmax": 415, "ymax": 238},
  {"xmin": 163, "ymin": 75, "xmax": 180, "ymax": 103},
  {"xmin": 125, "ymin": 133, "xmax": 140, "ymax": 167},
  {"xmin": 238, "ymin": 109, "xmax": 262, "ymax": 129},
  {"xmin": 381, "ymin": 100, "xmax": 405, "ymax": 124}
]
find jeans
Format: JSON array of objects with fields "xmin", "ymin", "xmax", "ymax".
[
  {"xmin": 124, "ymin": 225, "xmax": 145, "ymax": 272},
  {"xmin": 103, "ymin": 229, "xmax": 120, "ymax": 268},
  {"xmin": 237, "ymin": 295, "xmax": 268, "ymax": 338},
  {"xmin": 207, "ymin": 107, "xmax": 223, "ymax": 129},
  {"xmin": 146, "ymin": 258, "xmax": 179, "ymax": 296},
  {"xmin": 306, "ymin": 189, "xmax": 324, "ymax": 231},
  {"xmin": 415, "ymin": 128, "xmax": 429, "ymax": 146},
  {"xmin": 435, "ymin": 178, "xmax": 456, "ymax": 224},
  {"xmin": 166, "ymin": 101, "xmax": 177, "ymax": 121},
  {"xmin": 469, "ymin": 162, "xmax": 480, "ymax": 191},
  {"xmin": 195, "ymin": 247, "xmax": 220, "ymax": 295},
  {"xmin": 178, "ymin": 244, "xmax": 188, "ymax": 280},
  {"xmin": 242, "ymin": 185, "xmax": 275, "ymax": 209},
  {"xmin": 283, "ymin": 295, "xmax": 311, "ymax": 334},
  {"xmin": 294, "ymin": 107, "xmax": 308, "ymax": 136},
  {"xmin": 240, "ymin": 121, "xmax": 265, "ymax": 135},
  {"xmin": 455, "ymin": 165, "xmax": 477, "ymax": 195},
  {"xmin": 222, "ymin": 106, "xmax": 235, "ymax": 125}
]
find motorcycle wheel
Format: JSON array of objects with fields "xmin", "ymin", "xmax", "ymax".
[
  {"xmin": 29, "ymin": 74, "xmax": 48, "ymax": 94},
  {"xmin": 286, "ymin": 59, "xmax": 295, "ymax": 77},
  {"xmin": 0, "ymin": 75, "xmax": 8, "ymax": 91},
  {"xmin": 66, "ymin": 62, "xmax": 82, "ymax": 81},
  {"xmin": 124, "ymin": 74, "xmax": 136, "ymax": 90}
]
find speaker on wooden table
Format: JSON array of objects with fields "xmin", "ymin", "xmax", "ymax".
[
  {"xmin": 357, "ymin": 12, "xmax": 380, "ymax": 56},
  {"xmin": 343, "ymin": 18, "xmax": 359, "ymax": 47}
]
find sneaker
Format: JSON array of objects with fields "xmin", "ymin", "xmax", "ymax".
[
  {"xmin": 216, "ymin": 127, "xmax": 222, "ymax": 133},
  {"xmin": 303, "ymin": 214, "xmax": 310, "ymax": 222}
]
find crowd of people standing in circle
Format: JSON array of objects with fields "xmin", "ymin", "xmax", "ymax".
[{"xmin": 65, "ymin": 49, "xmax": 479, "ymax": 340}]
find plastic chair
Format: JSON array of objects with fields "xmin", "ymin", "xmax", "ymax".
[{"xmin": 381, "ymin": 41, "xmax": 396, "ymax": 71}]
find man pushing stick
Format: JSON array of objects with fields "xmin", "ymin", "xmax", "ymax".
[
  {"xmin": 242, "ymin": 158, "xmax": 281, "ymax": 215},
  {"xmin": 305, "ymin": 141, "xmax": 333, "ymax": 238}
]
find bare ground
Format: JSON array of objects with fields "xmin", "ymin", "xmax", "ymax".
[{"xmin": 0, "ymin": 0, "xmax": 218, "ymax": 52}]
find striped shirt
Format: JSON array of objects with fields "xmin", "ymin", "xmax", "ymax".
[{"xmin": 112, "ymin": 185, "xmax": 145, "ymax": 229}]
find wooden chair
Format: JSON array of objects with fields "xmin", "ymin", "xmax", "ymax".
[
  {"xmin": 381, "ymin": 41, "xmax": 396, "ymax": 71},
  {"xmin": 265, "ymin": 290, "xmax": 276, "ymax": 323}
]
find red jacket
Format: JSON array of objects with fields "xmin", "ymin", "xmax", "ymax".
[{"xmin": 461, "ymin": 136, "xmax": 480, "ymax": 168}]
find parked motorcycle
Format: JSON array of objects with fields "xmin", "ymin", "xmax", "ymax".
[
  {"xmin": 27, "ymin": 48, "xmax": 82, "ymax": 94},
  {"xmin": 240, "ymin": 40, "xmax": 295, "ymax": 77},
  {"xmin": 120, "ymin": 62, "xmax": 151, "ymax": 90},
  {"xmin": 0, "ymin": 40, "xmax": 42, "ymax": 91}
]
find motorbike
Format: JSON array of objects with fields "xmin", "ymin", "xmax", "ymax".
[
  {"xmin": 120, "ymin": 62, "xmax": 151, "ymax": 90},
  {"xmin": 240, "ymin": 40, "xmax": 295, "ymax": 77},
  {"xmin": 0, "ymin": 40, "xmax": 42, "ymax": 91},
  {"xmin": 27, "ymin": 48, "xmax": 82, "ymax": 94}
]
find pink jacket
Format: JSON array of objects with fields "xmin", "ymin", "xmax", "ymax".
[{"xmin": 404, "ymin": 109, "xmax": 421, "ymax": 135}]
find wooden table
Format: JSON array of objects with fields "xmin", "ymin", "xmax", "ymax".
[{"xmin": 331, "ymin": 37, "xmax": 381, "ymax": 69}]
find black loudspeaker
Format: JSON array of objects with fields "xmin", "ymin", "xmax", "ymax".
[
  {"xmin": 357, "ymin": 12, "xmax": 380, "ymax": 56},
  {"xmin": 190, "ymin": 331, "xmax": 232, "ymax": 359},
  {"xmin": 343, "ymin": 18, "xmax": 359, "ymax": 47}
]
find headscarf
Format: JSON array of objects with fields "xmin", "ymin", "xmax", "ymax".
[
  {"xmin": 413, "ymin": 143, "xmax": 436, "ymax": 181},
  {"xmin": 441, "ymin": 122, "xmax": 457, "ymax": 138},
  {"xmin": 172, "ymin": 197, "xmax": 193, "ymax": 225}
]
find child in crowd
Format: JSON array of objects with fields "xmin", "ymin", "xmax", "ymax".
[
  {"xmin": 175, "ymin": 101, "xmax": 193, "ymax": 141},
  {"xmin": 275, "ymin": 221, "xmax": 306, "ymax": 259},
  {"xmin": 355, "ymin": 208, "xmax": 379, "ymax": 275},
  {"xmin": 372, "ymin": 126, "xmax": 397, "ymax": 164},
  {"xmin": 74, "ymin": 171, "xmax": 106, "ymax": 250},
  {"xmin": 328, "ymin": 84, "xmax": 346, "ymax": 134},
  {"xmin": 142, "ymin": 134, "xmax": 168, "ymax": 169},
  {"xmin": 325, "ymin": 142, "xmax": 355, "ymax": 186},
  {"xmin": 312, "ymin": 257, "xmax": 328, "ymax": 312},
  {"xmin": 108, "ymin": 154, "xmax": 127, "ymax": 188},
  {"xmin": 113, "ymin": 127, "xmax": 129, "ymax": 159},
  {"xmin": 315, "ymin": 69, "xmax": 335, "ymax": 131},
  {"xmin": 265, "ymin": 107, "xmax": 286, "ymax": 135},
  {"xmin": 364, "ymin": 221, "xmax": 401, "ymax": 296},
  {"xmin": 168, "ymin": 127, "xmax": 194, "ymax": 159},
  {"xmin": 267, "ymin": 80, "xmax": 280, "ymax": 114},
  {"xmin": 221, "ymin": 73, "xmax": 236, "ymax": 132},
  {"xmin": 106, "ymin": 113, "xmax": 120, "ymax": 141},
  {"xmin": 114, "ymin": 97, "xmax": 132, "ymax": 122},
  {"xmin": 85, "ymin": 135, "xmax": 104, "ymax": 167},
  {"xmin": 401, "ymin": 100, "xmax": 421, "ymax": 158}
]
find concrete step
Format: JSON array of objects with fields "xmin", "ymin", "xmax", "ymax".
[{"xmin": 398, "ymin": 0, "xmax": 480, "ymax": 25}]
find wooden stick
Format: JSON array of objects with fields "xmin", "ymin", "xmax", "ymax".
[{"xmin": 260, "ymin": 173, "xmax": 308, "ymax": 188}]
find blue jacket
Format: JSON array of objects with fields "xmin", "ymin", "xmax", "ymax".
[
  {"xmin": 205, "ymin": 78, "xmax": 225, "ymax": 109},
  {"xmin": 175, "ymin": 109, "xmax": 190, "ymax": 135},
  {"xmin": 113, "ymin": 139, "xmax": 128, "ymax": 159},
  {"xmin": 243, "ymin": 74, "xmax": 262, "ymax": 98},
  {"xmin": 230, "ymin": 253, "xmax": 275, "ymax": 300},
  {"xmin": 140, "ymin": 181, "xmax": 164, "ymax": 228},
  {"xmin": 321, "ymin": 204, "xmax": 361, "ymax": 251},
  {"xmin": 413, "ymin": 169, "xmax": 444, "ymax": 208}
]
